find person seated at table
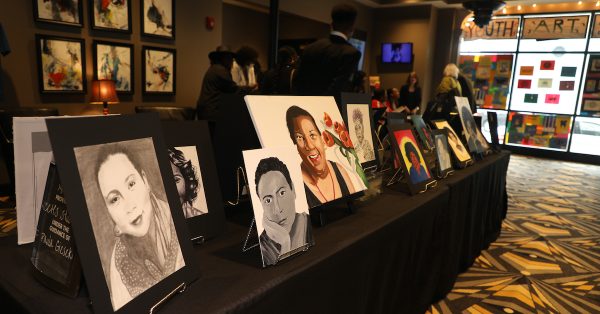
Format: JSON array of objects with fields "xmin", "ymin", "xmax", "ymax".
[
  {"xmin": 95, "ymin": 144, "xmax": 184, "ymax": 310},
  {"xmin": 255, "ymin": 157, "xmax": 312, "ymax": 265},
  {"xmin": 285, "ymin": 106, "xmax": 356, "ymax": 207}
]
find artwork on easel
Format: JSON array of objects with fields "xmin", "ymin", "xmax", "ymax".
[
  {"xmin": 431, "ymin": 130, "xmax": 453, "ymax": 178},
  {"xmin": 487, "ymin": 111, "xmax": 501, "ymax": 149},
  {"xmin": 410, "ymin": 114, "xmax": 435, "ymax": 151},
  {"xmin": 45, "ymin": 114, "xmax": 198, "ymax": 313},
  {"xmin": 388, "ymin": 123, "xmax": 436, "ymax": 195},
  {"xmin": 243, "ymin": 147, "xmax": 314, "ymax": 267},
  {"xmin": 455, "ymin": 96, "xmax": 491, "ymax": 154},
  {"xmin": 245, "ymin": 96, "xmax": 368, "ymax": 209},
  {"xmin": 162, "ymin": 120, "xmax": 225, "ymax": 242},
  {"xmin": 340, "ymin": 93, "xmax": 378, "ymax": 170},
  {"xmin": 431, "ymin": 120, "xmax": 473, "ymax": 168}
]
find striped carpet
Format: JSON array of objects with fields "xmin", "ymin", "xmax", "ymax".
[{"xmin": 428, "ymin": 155, "xmax": 600, "ymax": 314}]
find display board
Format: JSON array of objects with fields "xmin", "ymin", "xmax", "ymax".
[
  {"xmin": 505, "ymin": 112, "xmax": 572, "ymax": 150},
  {"xmin": 458, "ymin": 54, "xmax": 514, "ymax": 110}
]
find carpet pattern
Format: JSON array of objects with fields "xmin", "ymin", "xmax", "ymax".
[{"xmin": 428, "ymin": 155, "xmax": 600, "ymax": 314}]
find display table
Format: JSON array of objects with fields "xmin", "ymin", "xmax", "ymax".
[{"xmin": 0, "ymin": 151, "xmax": 510, "ymax": 314}]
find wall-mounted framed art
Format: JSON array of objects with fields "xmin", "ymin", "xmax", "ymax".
[
  {"xmin": 35, "ymin": 34, "xmax": 86, "ymax": 94},
  {"xmin": 142, "ymin": 46, "xmax": 175, "ymax": 94},
  {"xmin": 33, "ymin": 0, "xmax": 83, "ymax": 27},
  {"xmin": 91, "ymin": 0, "xmax": 132, "ymax": 33},
  {"xmin": 46, "ymin": 114, "xmax": 198, "ymax": 313},
  {"xmin": 141, "ymin": 0, "xmax": 174, "ymax": 39},
  {"xmin": 93, "ymin": 40, "xmax": 133, "ymax": 94}
]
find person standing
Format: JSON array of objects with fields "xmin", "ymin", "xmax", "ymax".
[
  {"xmin": 294, "ymin": 4, "xmax": 361, "ymax": 102},
  {"xmin": 261, "ymin": 46, "xmax": 298, "ymax": 95},
  {"xmin": 231, "ymin": 46, "xmax": 260, "ymax": 91},
  {"xmin": 399, "ymin": 72, "xmax": 422, "ymax": 114},
  {"xmin": 196, "ymin": 45, "xmax": 240, "ymax": 122}
]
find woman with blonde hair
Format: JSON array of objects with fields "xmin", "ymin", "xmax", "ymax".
[{"xmin": 435, "ymin": 63, "xmax": 462, "ymax": 96}]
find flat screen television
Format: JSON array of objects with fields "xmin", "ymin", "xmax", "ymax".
[
  {"xmin": 348, "ymin": 38, "xmax": 366, "ymax": 71},
  {"xmin": 381, "ymin": 42, "xmax": 413, "ymax": 64}
]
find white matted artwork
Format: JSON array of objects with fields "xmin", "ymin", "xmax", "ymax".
[
  {"xmin": 434, "ymin": 133, "xmax": 452, "ymax": 171},
  {"xmin": 245, "ymin": 96, "xmax": 368, "ymax": 209},
  {"xmin": 243, "ymin": 146, "xmax": 314, "ymax": 267},
  {"xmin": 168, "ymin": 146, "xmax": 209, "ymax": 218},
  {"xmin": 455, "ymin": 96, "xmax": 490, "ymax": 154},
  {"xmin": 346, "ymin": 104, "xmax": 376, "ymax": 164}
]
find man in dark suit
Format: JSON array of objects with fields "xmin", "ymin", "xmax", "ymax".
[{"xmin": 295, "ymin": 4, "xmax": 361, "ymax": 101}]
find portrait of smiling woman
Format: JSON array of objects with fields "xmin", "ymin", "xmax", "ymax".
[
  {"xmin": 74, "ymin": 138, "xmax": 184, "ymax": 311},
  {"xmin": 285, "ymin": 106, "xmax": 357, "ymax": 208}
]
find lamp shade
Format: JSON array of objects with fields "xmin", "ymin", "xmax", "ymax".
[{"xmin": 90, "ymin": 80, "xmax": 119, "ymax": 104}]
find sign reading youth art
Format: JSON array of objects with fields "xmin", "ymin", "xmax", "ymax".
[
  {"xmin": 462, "ymin": 18, "xmax": 519, "ymax": 41},
  {"xmin": 522, "ymin": 15, "xmax": 589, "ymax": 39}
]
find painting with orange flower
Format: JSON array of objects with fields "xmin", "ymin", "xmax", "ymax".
[
  {"xmin": 245, "ymin": 96, "xmax": 368, "ymax": 208},
  {"xmin": 388, "ymin": 123, "xmax": 436, "ymax": 195}
]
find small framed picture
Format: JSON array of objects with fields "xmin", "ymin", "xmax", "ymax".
[
  {"xmin": 340, "ymin": 93, "xmax": 379, "ymax": 170},
  {"xmin": 585, "ymin": 79, "xmax": 597, "ymax": 93},
  {"xmin": 590, "ymin": 57, "xmax": 600, "ymax": 72},
  {"xmin": 432, "ymin": 120, "xmax": 472, "ymax": 168},
  {"xmin": 582, "ymin": 98, "xmax": 600, "ymax": 112},
  {"xmin": 35, "ymin": 34, "xmax": 86, "ymax": 94},
  {"xmin": 431, "ymin": 130, "xmax": 453, "ymax": 177},
  {"xmin": 141, "ymin": 0, "xmax": 174, "ymax": 39},
  {"xmin": 93, "ymin": 41, "xmax": 133, "ymax": 94},
  {"xmin": 91, "ymin": 0, "xmax": 132, "ymax": 33},
  {"xmin": 33, "ymin": 0, "xmax": 83, "ymax": 27},
  {"xmin": 142, "ymin": 46, "xmax": 176, "ymax": 94},
  {"xmin": 45, "ymin": 114, "xmax": 198, "ymax": 313}
]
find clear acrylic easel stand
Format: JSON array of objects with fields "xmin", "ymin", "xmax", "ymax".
[{"xmin": 227, "ymin": 166, "xmax": 249, "ymax": 207}]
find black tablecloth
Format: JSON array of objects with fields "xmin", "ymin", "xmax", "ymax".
[{"xmin": 0, "ymin": 151, "xmax": 510, "ymax": 314}]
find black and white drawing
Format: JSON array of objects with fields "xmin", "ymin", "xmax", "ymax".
[
  {"xmin": 168, "ymin": 146, "xmax": 208, "ymax": 218},
  {"xmin": 347, "ymin": 104, "xmax": 376, "ymax": 163}
]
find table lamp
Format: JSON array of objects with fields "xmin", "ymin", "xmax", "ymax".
[{"xmin": 90, "ymin": 79, "xmax": 119, "ymax": 115}]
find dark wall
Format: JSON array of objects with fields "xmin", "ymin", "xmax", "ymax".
[
  {"xmin": 0, "ymin": 0, "xmax": 222, "ymax": 115},
  {"xmin": 222, "ymin": 3, "xmax": 269, "ymax": 71}
]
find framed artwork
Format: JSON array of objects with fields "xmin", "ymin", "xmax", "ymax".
[
  {"xmin": 538, "ymin": 78, "xmax": 553, "ymax": 88},
  {"xmin": 524, "ymin": 94, "xmax": 538, "ymax": 103},
  {"xmin": 93, "ymin": 41, "xmax": 133, "ymax": 94},
  {"xmin": 141, "ymin": 0, "xmax": 174, "ymax": 39},
  {"xmin": 520, "ymin": 66, "xmax": 534, "ymax": 75},
  {"xmin": 517, "ymin": 79, "xmax": 532, "ymax": 89},
  {"xmin": 91, "ymin": 0, "xmax": 132, "ymax": 32},
  {"xmin": 243, "ymin": 147, "xmax": 315, "ymax": 267},
  {"xmin": 432, "ymin": 120, "xmax": 472, "ymax": 167},
  {"xmin": 245, "ymin": 96, "xmax": 368, "ymax": 209},
  {"xmin": 142, "ymin": 46, "xmax": 175, "ymax": 94},
  {"xmin": 340, "ymin": 93, "xmax": 378, "ymax": 170},
  {"xmin": 496, "ymin": 60, "xmax": 511, "ymax": 78},
  {"xmin": 162, "ymin": 120, "xmax": 225, "ymax": 241},
  {"xmin": 33, "ymin": 0, "xmax": 83, "ymax": 27},
  {"xmin": 45, "ymin": 114, "xmax": 198, "ymax": 313},
  {"xmin": 410, "ymin": 114, "xmax": 435, "ymax": 151},
  {"xmin": 545, "ymin": 94, "xmax": 560, "ymax": 104},
  {"xmin": 431, "ymin": 130, "xmax": 453, "ymax": 177},
  {"xmin": 561, "ymin": 66, "xmax": 577, "ymax": 77},
  {"xmin": 455, "ymin": 96, "xmax": 490, "ymax": 154},
  {"xmin": 387, "ymin": 124, "xmax": 436, "ymax": 195},
  {"xmin": 540, "ymin": 60, "xmax": 555, "ymax": 70},
  {"xmin": 35, "ymin": 34, "xmax": 86, "ymax": 94},
  {"xmin": 585, "ymin": 79, "xmax": 597, "ymax": 93},
  {"xmin": 559, "ymin": 81, "xmax": 575, "ymax": 91},
  {"xmin": 582, "ymin": 99, "xmax": 600, "ymax": 112},
  {"xmin": 590, "ymin": 58, "xmax": 600, "ymax": 72}
]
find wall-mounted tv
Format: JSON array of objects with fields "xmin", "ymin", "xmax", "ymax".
[{"xmin": 381, "ymin": 42, "xmax": 413, "ymax": 64}]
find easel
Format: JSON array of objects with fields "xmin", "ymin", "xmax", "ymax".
[{"xmin": 149, "ymin": 283, "xmax": 187, "ymax": 314}]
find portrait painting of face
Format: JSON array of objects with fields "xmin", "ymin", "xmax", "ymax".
[
  {"xmin": 347, "ymin": 104, "xmax": 376, "ymax": 164},
  {"xmin": 243, "ymin": 147, "xmax": 313, "ymax": 267},
  {"xmin": 74, "ymin": 137, "xmax": 184, "ymax": 311},
  {"xmin": 168, "ymin": 146, "xmax": 208, "ymax": 218},
  {"xmin": 455, "ymin": 97, "xmax": 490, "ymax": 154},
  {"xmin": 434, "ymin": 134, "xmax": 452, "ymax": 172},
  {"xmin": 245, "ymin": 96, "xmax": 368, "ymax": 209},
  {"xmin": 410, "ymin": 115, "xmax": 435, "ymax": 150},
  {"xmin": 433, "ymin": 120, "xmax": 472, "ymax": 163},
  {"xmin": 94, "ymin": 42, "xmax": 132, "ymax": 93},
  {"xmin": 393, "ymin": 129, "xmax": 431, "ymax": 184},
  {"xmin": 143, "ymin": 47, "xmax": 175, "ymax": 93}
]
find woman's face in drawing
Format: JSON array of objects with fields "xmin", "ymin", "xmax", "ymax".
[
  {"xmin": 98, "ymin": 153, "xmax": 152, "ymax": 237},
  {"xmin": 293, "ymin": 115, "xmax": 327, "ymax": 174}
]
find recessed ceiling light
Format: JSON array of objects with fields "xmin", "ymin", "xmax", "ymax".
[
  {"xmin": 532, "ymin": 3, "xmax": 537, "ymax": 7},
  {"xmin": 517, "ymin": 5, "xmax": 522, "ymax": 10}
]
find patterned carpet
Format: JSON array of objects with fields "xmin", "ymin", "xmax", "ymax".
[{"xmin": 428, "ymin": 155, "xmax": 600, "ymax": 314}]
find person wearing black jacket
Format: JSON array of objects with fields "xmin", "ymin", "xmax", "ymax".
[
  {"xmin": 261, "ymin": 46, "xmax": 298, "ymax": 95},
  {"xmin": 294, "ymin": 4, "xmax": 361, "ymax": 102}
]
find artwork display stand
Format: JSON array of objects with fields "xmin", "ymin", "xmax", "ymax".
[
  {"xmin": 386, "ymin": 167, "xmax": 404, "ymax": 187},
  {"xmin": 241, "ymin": 218, "xmax": 259, "ymax": 253},
  {"xmin": 148, "ymin": 282, "xmax": 187, "ymax": 314},
  {"xmin": 437, "ymin": 169, "xmax": 455, "ymax": 179},
  {"xmin": 226, "ymin": 166, "xmax": 249, "ymax": 207}
]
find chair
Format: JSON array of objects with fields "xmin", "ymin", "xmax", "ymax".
[
  {"xmin": 0, "ymin": 107, "xmax": 59, "ymax": 199},
  {"xmin": 134, "ymin": 106, "xmax": 196, "ymax": 121}
]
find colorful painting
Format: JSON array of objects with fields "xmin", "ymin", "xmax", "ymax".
[
  {"xmin": 585, "ymin": 79, "xmax": 598, "ymax": 92},
  {"xmin": 506, "ymin": 112, "xmax": 571, "ymax": 150},
  {"xmin": 393, "ymin": 129, "xmax": 431, "ymax": 184},
  {"xmin": 580, "ymin": 55, "xmax": 600, "ymax": 114},
  {"xmin": 143, "ymin": 46, "xmax": 175, "ymax": 94},
  {"xmin": 94, "ymin": 41, "xmax": 133, "ymax": 93},
  {"xmin": 34, "ymin": 0, "xmax": 82, "ymax": 26},
  {"xmin": 142, "ymin": 0, "xmax": 174, "ymax": 38},
  {"xmin": 92, "ymin": 0, "xmax": 131, "ymax": 32},
  {"xmin": 458, "ymin": 54, "xmax": 513, "ymax": 110},
  {"xmin": 538, "ymin": 78, "xmax": 553, "ymax": 88},
  {"xmin": 540, "ymin": 60, "xmax": 555, "ymax": 70},
  {"xmin": 520, "ymin": 66, "xmax": 534, "ymax": 75},
  {"xmin": 545, "ymin": 94, "xmax": 560, "ymax": 104},
  {"xmin": 559, "ymin": 81, "xmax": 575, "ymax": 91},
  {"xmin": 560, "ymin": 66, "xmax": 577, "ymax": 77},
  {"xmin": 524, "ymin": 94, "xmax": 538, "ymax": 103},
  {"xmin": 582, "ymin": 99, "xmax": 600, "ymax": 112},
  {"xmin": 245, "ymin": 96, "xmax": 368, "ymax": 208},
  {"xmin": 36, "ymin": 34, "xmax": 85, "ymax": 93},
  {"xmin": 518, "ymin": 79, "xmax": 532, "ymax": 89}
]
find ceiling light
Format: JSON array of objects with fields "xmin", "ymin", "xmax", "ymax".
[
  {"xmin": 502, "ymin": 8, "xmax": 507, "ymax": 13},
  {"xmin": 578, "ymin": 1, "xmax": 583, "ymax": 4},
  {"xmin": 517, "ymin": 5, "xmax": 522, "ymax": 10},
  {"xmin": 532, "ymin": 3, "xmax": 537, "ymax": 7}
]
